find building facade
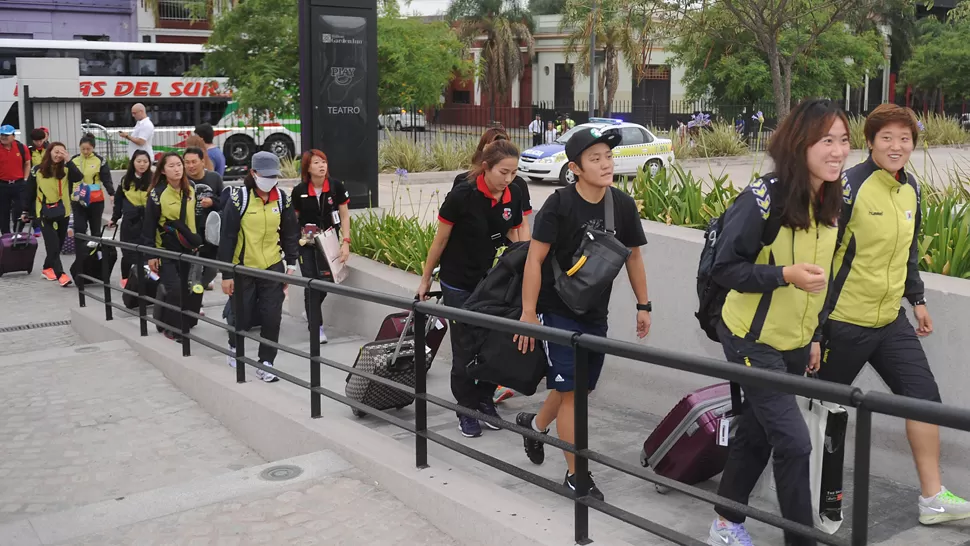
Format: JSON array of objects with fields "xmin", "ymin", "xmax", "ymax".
[
  {"xmin": 0, "ymin": 0, "xmax": 138, "ymax": 42},
  {"xmin": 0, "ymin": 0, "xmax": 223, "ymax": 44}
]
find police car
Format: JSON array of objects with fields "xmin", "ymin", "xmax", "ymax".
[{"xmin": 517, "ymin": 117, "xmax": 674, "ymax": 185}]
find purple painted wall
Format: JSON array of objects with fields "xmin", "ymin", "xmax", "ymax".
[{"xmin": 0, "ymin": 0, "xmax": 137, "ymax": 42}]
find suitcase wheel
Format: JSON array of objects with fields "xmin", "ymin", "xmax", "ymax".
[
  {"xmin": 351, "ymin": 407, "xmax": 367, "ymax": 418},
  {"xmin": 26, "ymin": 268, "xmax": 31, "ymax": 275},
  {"xmin": 654, "ymin": 483, "xmax": 671, "ymax": 495}
]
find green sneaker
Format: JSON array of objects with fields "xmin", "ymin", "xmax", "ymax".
[{"xmin": 919, "ymin": 487, "xmax": 970, "ymax": 525}]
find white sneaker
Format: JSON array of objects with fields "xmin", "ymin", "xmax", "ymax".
[
  {"xmin": 256, "ymin": 361, "xmax": 279, "ymax": 383},
  {"xmin": 319, "ymin": 326, "xmax": 328, "ymax": 344},
  {"xmin": 227, "ymin": 345, "xmax": 236, "ymax": 368},
  {"xmin": 919, "ymin": 487, "xmax": 970, "ymax": 525}
]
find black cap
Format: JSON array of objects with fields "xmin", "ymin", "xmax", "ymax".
[{"xmin": 565, "ymin": 127, "xmax": 622, "ymax": 163}]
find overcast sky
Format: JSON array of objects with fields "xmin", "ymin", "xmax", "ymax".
[{"xmin": 403, "ymin": 0, "xmax": 451, "ymax": 16}]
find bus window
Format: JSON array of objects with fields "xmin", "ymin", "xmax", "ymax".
[
  {"xmin": 129, "ymin": 52, "xmax": 187, "ymax": 77},
  {"xmin": 0, "ymin": 48, "xmax": 45, "ymax": 76},
  {"xmin": 200, "ymin": 100, "xmax": 230, "ymax": 125},
  {"xmin": 74, "ymin": 50, "xmax": 127, "ymax": 76}
]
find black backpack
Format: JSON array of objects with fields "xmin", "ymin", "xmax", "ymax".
[{"xmin": 695, "ymin": 180, "xmax": 782, "ymax": 342}]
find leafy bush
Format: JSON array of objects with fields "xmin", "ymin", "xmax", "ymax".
[
  {"xmin": 694, "ymin": 122, "xmax": 750, "ymax": 158},
  {"xmin": 918, "ymin": 114, "xmax": 970, "ymax": 147},
  {"xmin": 618, "ymin": 164, "xmax": 740, "ymax": 229},
  {"xmin": 848, "ymin": 115, "xmax": 868, "ymax": 150},
  {"xmin": 379, "ymin": 132, "xmax": 428, "ymax": 173},
  {"xmin": 279, "ymin": 156, "xmax": 301, "ymax": 179},
  {"xmin": 919, "ymin": 175, "xmax": 970, "ymax": 278},
  {"xmin": 107, "ymin": 157, "xmax": 129, "ymax": 170},
  {"xmin": 429, "ymin": 137, "xmax": 476, "ymax": 172}
]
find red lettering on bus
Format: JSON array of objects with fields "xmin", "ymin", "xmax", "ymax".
[
  {"xmin": 183, "ymin": 82, "xmax": 200, "ymax": 97},
  {"xmin": 150, "ymin": 82, "xmax": 161, "ymax": 96},
  {"xmin": 134, "ymin": 82, "xmax": 150, "ymax": 96},
  {"xmin": 115, "ymin": 81, "xmax": 134, "ymax": 96},
  {"xmin": 171, "ymin": 82, "xmax": 183, "ymax": 96}
]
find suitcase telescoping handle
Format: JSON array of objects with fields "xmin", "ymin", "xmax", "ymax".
[{"xmin": 389, "ymin": 291, "xmax": 444, "ymax": 369}]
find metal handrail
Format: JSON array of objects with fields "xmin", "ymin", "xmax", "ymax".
[{"xmin": 74, "ymin": 233, "xmax": 970, "ymax": 546}]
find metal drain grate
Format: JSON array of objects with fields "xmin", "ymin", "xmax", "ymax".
[
  {"xmin": 259, "ymin": 465, "xmax": 303, "ymax": 482},
  {"xmin": 0, "ymin": 320, "xmax": 72, "ymax": 334}
]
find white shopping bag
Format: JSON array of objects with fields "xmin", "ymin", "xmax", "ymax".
[
  {"xmin": 750, "ymin": 396, "xmax": 848, "ymax": 534},
  {"xmin": 313, "ymin": 227, "xmax": 348, "ymax": 284}
]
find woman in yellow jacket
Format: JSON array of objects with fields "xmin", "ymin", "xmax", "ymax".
[
  {"xmin": 20, "ymin": 142, "xmax": 83, "ymax": 286},
  {"xmin": 143, "ymin": 152, "xmax": 201, "ymax": 342},
  {"xmin": 705, "ymin": 99, "xmax": 850, "ymax": 546},
  {"xmin": 70, "ymin": 133, "xmax": 115, "ymax": 287},
  {"xmin": 107, "ymin": 149, "xmax": 152, "ymax": 288}
]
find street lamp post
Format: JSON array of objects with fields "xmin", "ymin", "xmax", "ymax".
[{"xmin": 588, "ymin": 0, "xmax": 596, "ymax": 118}]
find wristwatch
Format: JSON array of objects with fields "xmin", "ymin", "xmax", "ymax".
[
  {"xmin": 286, "ymin": 264, "xmax": 297, "ymax": 273},
  {"xmin": 913, "ymin": 298, "xmax": 927, "ymax": 307},
  {"xmin": 636, "ymin": 302, "xmax": 652, "ymax": 312}
]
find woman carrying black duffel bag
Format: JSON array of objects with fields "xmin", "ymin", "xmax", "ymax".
[{"xmin": 109, "ymin": 150, "xmax": 152, "ymax": 291}]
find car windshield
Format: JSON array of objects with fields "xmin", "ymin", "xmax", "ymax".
[{"xmin": 556, "ymin": 124, "xmax": 600, "ymax": 144}]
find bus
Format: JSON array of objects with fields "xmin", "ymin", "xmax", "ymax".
[{"xmin": 0, "ymin": 38, "xmax": 300, "ymax": 167}]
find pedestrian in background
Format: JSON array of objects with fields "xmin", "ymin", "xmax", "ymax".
[
  {"xmin": 183, "ymin": 146, "xmax": 224, "ymax": 290},
  {"xmin": 194, "ymin": 123, "xmax": 226, "ymax": 176},
  {"xmin": 22, "ymin": 142, "xmax": 83, "ymax": 287},
  {"xmin": 529, "ymin": 114, "xmax": 543, "ymax": 146},
  {"xmin": 292, "ymin": 149, "xmax": 351, "ymax": 344},
  {"xmin": 120, "ymin": 103, "xmax": 155, "ymax": 162},
  {"xmin": 0, "ymin": 124, "xmax": 30, "ymax": 234},
  {"xmin": 29, "ymin": 128, "xmax": 49, "ymax": 167},
  {"xmin": 108, "ymin": 149, "xmax": 152, "ymax": 288}
]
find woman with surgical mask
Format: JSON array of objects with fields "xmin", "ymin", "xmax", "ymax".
[{"xmin": 218, "ymin": 151, "xmax": 300, "ymax": 383}]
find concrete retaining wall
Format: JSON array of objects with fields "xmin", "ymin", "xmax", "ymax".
[{"xmin": 298, "ymin": 219, "xmax": 970, "ymax": 489}]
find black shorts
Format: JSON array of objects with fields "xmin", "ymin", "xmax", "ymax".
[{"xmin": 819, "ymin": 309, "xmax": 941, "ymax": 403}]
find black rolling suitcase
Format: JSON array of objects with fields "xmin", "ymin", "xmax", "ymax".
[
  {"xmin": 123, "ymin": 264, "xmax": 159, "ymax": 309},
  {"xmin": 345, "ymin": 298, "xmax": 443, "ymax": 418},
  {"xmin": 152, "ymin": 282, "xmax": 204, "ymax": 332}
]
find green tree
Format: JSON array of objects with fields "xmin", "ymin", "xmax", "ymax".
[
  {"xmin": 559, "ymin": 0, "xmax": 664, "ymax": 115},
  {"xmin": 528, "ymin": 0, "xmax": 565, "ymax": 15},
  {"xmin": 899, "ymin": 18, "xmax": 970, "ymax": 111},
  {"xmin": 378, "ymin": 17, "xmax": 471, "ymax": 109},
  {"xmin": 669, "ymin": 7, "xmax": 884, "ymax": 111},
  {"xmin": 664, "ymin": 0, "xmax": 913, "ymax": 118},
  {"xmin": 447, "ymin": 0, "xmax": 536, "ymax": 121}
]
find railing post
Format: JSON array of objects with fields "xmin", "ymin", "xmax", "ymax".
[
  {"xmin": 178, "ymin": 258, "xmax": 190, "ymax": 357},
  {"xmin": 233, "ymin": 268, "xmax": 246, "ymax": 383},
  {"xmin": 136, "ymin": 248, "xmax": 147, "ymax": 337},
  {"xmin": 851, "ymin": 404, "xmax": 872, "ymax": 546},
  {"xmin": 573, "ymin": 339, "xmax": 591, "ymax": 546},
  {"xmin": 308, "ymin": 285, "xmax": 322, "ymax": 419},
  {"xmin": 77, "ymin": 235, "xmax": 86, "ymax": 308},
  {"xmin": 413, "ymin": 306, "xmax": 428, "ymax": 469},
  {"xmin": 101, "ymin": 240, "xmax": 112, "ymax": 321}
]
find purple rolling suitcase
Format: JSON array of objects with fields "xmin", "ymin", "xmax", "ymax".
[
  {"xmin": 0, "ymin": 223, "xmax": 37, "ymax": 277},
  {"xmin": 640, "ymin": 383, "xmax": 740, "ymax": 489}
]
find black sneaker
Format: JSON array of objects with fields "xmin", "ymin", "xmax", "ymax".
[
  {"xmin": 479, "ymin": 401, "xmax": 502, "ymax": 431},
  {"xmin": 516, "ymin": 412, "xmax": 546, "ymax": 465},
  {"xmin": 564, "ymin": 471, "xmax": 605, "ymax": 502}
]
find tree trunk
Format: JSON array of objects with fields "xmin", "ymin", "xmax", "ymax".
[{"xmin": 767, "ymin": 42, "xmax": 789, "ymax": 120}]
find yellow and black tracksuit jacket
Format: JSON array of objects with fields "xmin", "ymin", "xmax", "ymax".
[
  {"xmin": 70, "ymin": 153, "xmax": 115, "ymax": 203},
  {"xmin": 143, "ymin": 182, "xmax": 197, "ymax": 250},
  {"xmin": 824, "ymin": 157, "xmax": 924, "ymax": 328},
  {"xmin": 24, "ymin": 162, "xmax": 84, "ymax": 219},
  {"xmin": 714, "ymin": 176, "xmax": 839, "ymax": 351},
  {"xmin": 112, "ymin": 173, "xmax": 151, "ymax": 242},
  {"xmin": 29, "ymin": 143, "xmax": 48, "ymax": 167},
  {"xmin": 217, "ymin": 186, "xmax": 300, "ymax": 280}
]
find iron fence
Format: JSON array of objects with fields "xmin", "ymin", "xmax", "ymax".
[{"xmin": 73, "ymin": 233, "xmax": 970, "ymax": 546}]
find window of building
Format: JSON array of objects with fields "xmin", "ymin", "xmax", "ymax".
[{"xmin": 452, "ymin": 90, "xmax": 471, "ymax": 104}]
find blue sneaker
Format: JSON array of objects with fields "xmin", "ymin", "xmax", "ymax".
[
  {"xmin": 479, "ymin": 401, "xmax": 502, "ymax": 430},
  {"xmin": 708, "ymin": 518, "xmax": 754, "ymax": 546},
  {"xmin": 458, "ymin": 415, "xmax": 482, "ymax": 438}
]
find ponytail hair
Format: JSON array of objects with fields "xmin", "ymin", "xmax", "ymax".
[{"xmin": 467, "ymin": 140, "xmax": 520, "ymax": 181}]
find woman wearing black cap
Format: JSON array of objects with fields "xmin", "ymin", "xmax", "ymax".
[
  {"xmin": 515, "ymin": 126, "xmax": 652, "ymax": 502},
  {"xmin": 219, "ymin": 151, "xmax": 300, "ymax": 383}
]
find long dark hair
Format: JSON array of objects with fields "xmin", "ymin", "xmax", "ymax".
[
  {"xmin": 123, "ymin": 150, "xmax": 152, "ymax": 192},
  {"xmin": 38, "ymin": 142, "xmax": 67, "ymax": 179},
  {"xmin": 149, "ymin": 152, "xmax": 190, "ymax": 193},
  {"xmin": 766, "ymin": 99, "xmax": 847, "ymax": 230},
  {"xmin": 467, "ymin": 140, "xmax": 520, "ymax": 182}
]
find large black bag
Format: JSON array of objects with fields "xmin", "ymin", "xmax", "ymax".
[
  {"xmin": 550, "ymin": 188, "xmax": 631, "ymax": 316},
  {"xmin": 71, "ymin": 226, "xmax": 118, "ymax": 285},
  {"xmin": 694, "ymin": 178, "xmax": 782, "ymax": 342},
  {"xmin": 123, "ymin": 264, "xmax": 158, "ymax": 309},
  {"xmin": 460, "ymin": 241, "xmax": 547, "ymax": 396},
  {"xmin": 153, "ymin": 279, "xmax": 204, "ymax": 332}
]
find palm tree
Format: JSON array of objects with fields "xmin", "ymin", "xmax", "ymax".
[
  {"xmin": 560, "ymin": 0, "xmax": 662, "ymax": 116},
  {"xmin": 447, "ymin": 0, "xmax": 536, "ymax": 122}
]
